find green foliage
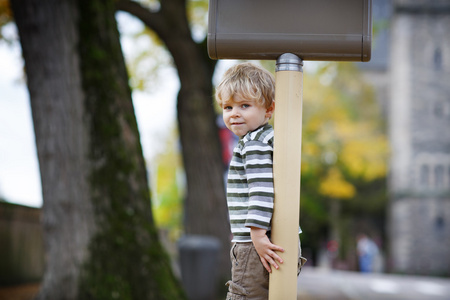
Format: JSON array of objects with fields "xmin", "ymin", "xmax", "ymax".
[
  {"xmin": 186, "ymin": 0, "xmax": 209, "ymax": 41},
  {"xmin": 300, "ymin": 62, "xmax": 389, "ymax": 260},
  {"xmin": 302, "ymin": 62, "xmax": 388, "ymax": 190},
  {"xmin": 122, "ymin": 24, "xmax": 172, "ymax": 92},
  {"xmin": 119, "ymin": 0, "xmax": 209, "ymax": 93},
  {"xmin": 151, "ymin": 127, "xmax": 184, "ymax": 241}
]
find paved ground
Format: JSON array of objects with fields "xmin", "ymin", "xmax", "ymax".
[
  {"xmin": 297, "ymin": 267, "xmax": 450, "ymax": 300},
  {"xmin": 2, "ymin": 268, "xmax": 450, "ymax": 300}
]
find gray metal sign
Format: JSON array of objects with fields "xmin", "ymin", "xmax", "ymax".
[{"xmin": 208, "ymin": 0, "xmax": 372, "ymax": 61}]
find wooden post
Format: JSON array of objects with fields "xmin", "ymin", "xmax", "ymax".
[{"xmin": 269, "ymin": 53, "xmax": 303, "ymax": 300}]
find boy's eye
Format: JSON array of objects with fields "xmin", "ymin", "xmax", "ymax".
[
  {"xmin": 242, "ymin": 104, "xmax": 250, "ymax": 108},
  {"xmin": 224, "ymin": 106, "xmax": 232, "ymax": 110}
]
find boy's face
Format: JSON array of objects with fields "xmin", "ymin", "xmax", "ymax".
[{"xmin": 222, "ymin": 94, "xmax": 274, "ymax": 137}]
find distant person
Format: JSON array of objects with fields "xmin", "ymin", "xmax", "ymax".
[
  {"xmin": 215, "ymin": 62, "xmax": 305, "ymax": 299},
  {"xmin": 357, "ymin": 233, "xmax": 379, "ymax": 273}
]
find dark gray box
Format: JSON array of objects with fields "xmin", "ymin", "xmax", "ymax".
[
  {"xmin": 208, "ymin": 0, "xmax": 372, "ymax": 61},
  {"xmin": 178, "ymin": 235, "xmax": 221, "ymax": 300}
]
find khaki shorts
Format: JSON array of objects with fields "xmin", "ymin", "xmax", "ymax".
[{"xmin": 225, "ymin": 241, "xmax": 307, "ymax": 300}]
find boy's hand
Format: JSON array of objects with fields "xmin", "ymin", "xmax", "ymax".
[{"xmin": 250, "ymin": 227, "xmax": 284, "ymax": 273}]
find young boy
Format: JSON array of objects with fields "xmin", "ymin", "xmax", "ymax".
[{"xmin": 216, "ymin": 63, "xmax": 286, "ymax": 299}]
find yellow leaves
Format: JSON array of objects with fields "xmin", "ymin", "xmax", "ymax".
[
  {"xmin": 340, "ymin": 136, "xmax": 389, "ymax": 181},
  {"xmin": 303, "ymin": 143, "xmax": 320, "ymax": 157},
  {"xmin": 151, "ymin": 127, "xmax": 184, "ymax": 240},
  {"xmin": 301, "ymin": 62, "xmax": 389, "ymax": 200},
  {"xmin": 319, "ymin": 168, "xmax": 355, "ymax": 199}
]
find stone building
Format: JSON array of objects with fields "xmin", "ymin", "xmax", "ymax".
[
  {"xmin": 387, "ymin": 0, "xmax": 450, "ymax": 275},
  {"xmin": 360, "ymin": 0, "xmax": 450, "ymax": 275}
]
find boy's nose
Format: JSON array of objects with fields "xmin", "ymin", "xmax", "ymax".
[{"xmin": 231, "ymin": 108, "xmax": 240, "ymax": 117}]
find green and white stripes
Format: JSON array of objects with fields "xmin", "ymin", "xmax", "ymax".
[{"xmin": 227, "ymin": 124, "xmax": 274, "ymax": 242}]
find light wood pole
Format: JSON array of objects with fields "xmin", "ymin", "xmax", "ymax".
[{"xmin": 269, "ymin": 53, "xmax": 303, "ymax": 300}]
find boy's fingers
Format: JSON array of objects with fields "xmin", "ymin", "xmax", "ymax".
[
  {"xmin": 272, "ymin": 252, "xmax": 283, "ymax": 264},
  {"xmin": 266, "ymin": 253, "xmax": 281, "ymax": 269},
  {"xmin": 275, "ymin": 246, "xmax": 285, "ymax": 253},
  {"xmin": 261, "ymin": 257, "xmax": 272, "ymax": 273},
  {"xmin": 269, "ymin": 243, "xmax": 284, "ymax": 253},
  {"xmin": 268, "ymin": 258, "xmax": 278, "ymax": 271}
]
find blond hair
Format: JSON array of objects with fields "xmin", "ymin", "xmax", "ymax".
[{"xmin": 215, "ymin": 63, "xmax": 275, "ymax": 109}]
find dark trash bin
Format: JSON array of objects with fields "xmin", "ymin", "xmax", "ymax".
[{"xmin": 178, "ymin": 235, "xmax": 221, "ymax": 300}]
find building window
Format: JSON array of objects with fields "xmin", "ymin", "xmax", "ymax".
[
  {"xmin": 435, "ymin": 165, "xmax": 444, "ymax": 188},
  {"xmin": 420, "ymin": 165, "xmax": 430, "ymax": 188},
  {"xmin": 434, "ymin": 102, "xmax": 444, "ymax": 118},
  {"xmin": 435, "ymin": 215, "xmax": 445, "ymax": 235},
  {"xmin": 448, "ymin": 166, "xmax": 450, "ymax": 188},
  {"xmin": 434, "ymin": 48, "xmax": 442, "ymax": 71}
]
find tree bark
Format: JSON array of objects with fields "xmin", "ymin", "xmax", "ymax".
[
  {"xmin": 11, "ymin": 0, "xmax": 185, "ymax": 299},
  {"xmin": 116, "ymin": 0, "xmax": 231, "ymax": 281}
]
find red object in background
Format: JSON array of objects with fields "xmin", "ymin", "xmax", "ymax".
[
  {"xmin": 327, "ymin": 240, "xmax": 339, "ymax": 253},
  {"xmin": 217, "ymin": 116, "xmax": 238, "ymax": 167}
]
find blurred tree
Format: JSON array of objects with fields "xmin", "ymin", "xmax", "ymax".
[
  {"xmin": 10, "ymin": 0, "xmax": 185, "ymax": 299},
  {"xmin": 300, "ymin": 62, "xmax": 389, "ymax": 266},
  {"xmin": 116, "ymin": 0, "xmax": 231, "ymax": 281}
]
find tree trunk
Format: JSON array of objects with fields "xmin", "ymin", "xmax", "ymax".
[
  {"xmin": 174, "ymin": 39, "xmax": 232, "ymax": 283},
  {"xmin": 11, "ymin": 0, "xmax": 185, "ymax": 299},
  {"xmin": 116, "ymin": 0, "xmax": 231, "ymax": 281}
]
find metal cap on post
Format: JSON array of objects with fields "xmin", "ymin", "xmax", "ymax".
[{"xmin": 276, "ymin": 53, "xmax": 303, "ymax": 72}]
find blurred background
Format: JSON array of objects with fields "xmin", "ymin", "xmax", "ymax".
[{"xmin": 1, "ymin": 0, "xmax": 449, "ymax": 299}]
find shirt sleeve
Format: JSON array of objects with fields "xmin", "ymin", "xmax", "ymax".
[{"xmin": 242, "ymin": 140, "xmax": 274, "ymax": 230}]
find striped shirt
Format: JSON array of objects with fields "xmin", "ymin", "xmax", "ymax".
[{"xmin": 227, "ymin": 124, "xmax": 274, "ymax": 242}]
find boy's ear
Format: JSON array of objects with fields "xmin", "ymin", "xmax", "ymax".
[{"xmin": 266, "ymin": 101, "xmax": 275, "ymax": 119}]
